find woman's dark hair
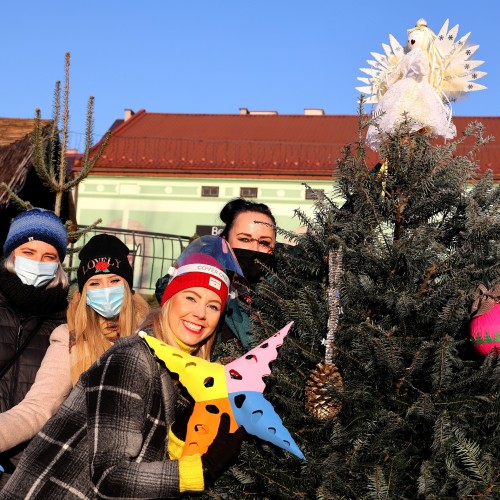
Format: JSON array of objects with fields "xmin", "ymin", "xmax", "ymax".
[{"xmin": 220, "ymin": 198, "xmax": 276, "ymax": 239}]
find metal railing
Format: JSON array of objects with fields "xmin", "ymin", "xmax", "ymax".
[{"xmin": 67, "ymin": 226, "xmax": 191, "ymax": 295}]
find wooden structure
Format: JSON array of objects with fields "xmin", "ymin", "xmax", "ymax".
[{"xmin": 0, "ymin": 118, "xmax": 74, "ymax": 255}]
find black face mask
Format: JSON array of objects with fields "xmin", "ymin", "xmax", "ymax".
[{"xmin": 233, "ymin": 248, "xmax": 277, "ymax": 285}]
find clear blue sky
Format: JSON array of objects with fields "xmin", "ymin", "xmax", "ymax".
[{"xmin": 1, "ymin": 1, "xmax": 498, "ymax": 150}]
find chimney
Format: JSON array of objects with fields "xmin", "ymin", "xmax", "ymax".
[
  {"xmin": 239, "ymin": 108, "xmax": 278, "ymax": 115},
  {"xmin": 304, "ymin": 108, "xmax": 325, "ymax": 116},
  {"xmin": 249, "ymin": 110, "xmax": 278, "ymax": 115},
  {"xmin": 124, "ymin": 109, "xmax": 135, "ymax": 121}
]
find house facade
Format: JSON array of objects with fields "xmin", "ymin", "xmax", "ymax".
[
  {"xmin": 73, "ymin": 110, "xmax": 500, "ymax": 240},
  {"xmin": 76, "ymin": 175, "xmax": 342, "ymax": 238}
]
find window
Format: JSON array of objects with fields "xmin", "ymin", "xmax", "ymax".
[
  {"xmin": 201, "ymin": 186, "xmax": 219, "ymax": 198},
  {"xmin": 305, "ymin": 188, "xmax": 325, "ymax": 200},
  {"xmin": 240, "ymin": 187, "xmax": 258, "ymax": 198}
]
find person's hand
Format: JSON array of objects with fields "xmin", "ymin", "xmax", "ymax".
[
  {"xmin": 201, "ymin": 413, "xmax": 246, "ymax": 485},
  {"xmin": 171, "ymin": 402, "xmax": 194, "ymax": 441}
]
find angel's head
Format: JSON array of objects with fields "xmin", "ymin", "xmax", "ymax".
[{"xmin": 406, "ymin": 18, "xmax": 436, "ymax": 53}]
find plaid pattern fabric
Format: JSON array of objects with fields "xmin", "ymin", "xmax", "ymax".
[{"xmin": 0, "ymin": 336, "xmax": 181, "ymax": 499}]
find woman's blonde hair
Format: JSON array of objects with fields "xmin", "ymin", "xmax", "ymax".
[
  {"xmin": 151, "ymin": 300, "xmax": 218, "ymax": 361},
  {"xmin": 3, "ymin": 252, "xmax": 69, "ymax": 289},
  {"xmin": 69, "ymin": 281, "xmax": 150, "ymax": 384}
]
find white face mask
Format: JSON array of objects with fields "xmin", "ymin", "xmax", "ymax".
[
  {"xmin": 86, "ymin": 284, "xmax": 125, "ymax": 319},
  {"xmin": 14, "ymin": 255, "xmax": 58, "ymax": 288}
]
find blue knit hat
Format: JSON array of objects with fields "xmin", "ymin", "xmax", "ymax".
[{"xmin": 3, "ymin": 208, "xmax": 68, "ymax": 261}]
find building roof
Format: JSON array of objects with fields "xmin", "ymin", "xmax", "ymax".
[
  {"xmin": 0, "ymin": 118, "xmax": 52, "ymax": 207},
  {"xmin": 81, "ymin": 110, "xmax": 500, "ymax": 180},
  {"xmin": 0, "ymin": 117, "xmax": 51, "ymax": 147}
]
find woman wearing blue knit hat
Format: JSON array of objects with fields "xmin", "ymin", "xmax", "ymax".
[{"xmin": 0, "ymin": 208, "xmax": 69, "ymax": 486}]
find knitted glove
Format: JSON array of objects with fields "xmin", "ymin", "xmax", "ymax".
[
  {"xmin": 201, "ymin": 413, "xmax": 246, "ymax": 485},
  {"xmin": 171, "ymin": 402, "xmax": 194, "ymax": 441}
]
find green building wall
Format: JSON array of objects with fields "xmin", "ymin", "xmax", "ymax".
[{"xmin": 76, "ymin": 176, "xmax": 342, "ymax": 240}]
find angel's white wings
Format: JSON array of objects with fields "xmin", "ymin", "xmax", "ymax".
[
  {"xmin": 356, "ymin": 19, "xmax": 487, "ymax": 105},
  {"xmin": 356, "ymin": 34, "xmax": 405, "ymax": 104},
  {"xmin": 434, "ymin": 19, "xmax": 487, "ymax": 102}
]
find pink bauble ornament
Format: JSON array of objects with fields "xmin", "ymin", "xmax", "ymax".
[{"xmin": 469, "ymin": 303, "xmax": 500, "ymax": 356}]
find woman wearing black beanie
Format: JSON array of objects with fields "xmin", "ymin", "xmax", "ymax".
[{"xmin": 69, "ymin": 234, "xmax": 148, "ymax": 383}]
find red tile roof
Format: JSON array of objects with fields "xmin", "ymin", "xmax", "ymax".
[{"xmin": 80, "ymin": 110, "xmax": 499, "ymax": 180}]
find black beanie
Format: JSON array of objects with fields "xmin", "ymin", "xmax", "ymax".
[{"xmin": 77, "ymin": 234, "xmax": 134, "ymax": 291}]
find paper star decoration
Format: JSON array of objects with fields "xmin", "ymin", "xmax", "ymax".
[{"xmin": 139, "ymin": 321, "xmax": 304, "ymax": 460}]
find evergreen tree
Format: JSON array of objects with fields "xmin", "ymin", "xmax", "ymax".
[
  {"xmin": 209, "ymin": 116, "xmax": 499, "ymax": 499},
  {"xmin": 0, "ymin": 52, "xmax": 109, "ymax": 241}
]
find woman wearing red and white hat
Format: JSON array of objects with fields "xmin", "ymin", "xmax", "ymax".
[{"xmin": 2, "ymin": 251, "xmax": 245, "ymax": 498}]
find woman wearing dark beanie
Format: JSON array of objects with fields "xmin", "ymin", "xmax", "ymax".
[
  {"xmin": 69, "ymin": 233, "xmax": 148, "ymax": 383},
  {"xmin": 0, "ymin": 208, "xmax": 69, "ymax": 485},
  {"xmin": 0, "ymin": 233, "xmax": 149, "ymax": 481}
]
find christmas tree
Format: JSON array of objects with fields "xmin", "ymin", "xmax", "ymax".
[
  {"xmin": 206, "ymin": 112, "xmax": 499, "ymax": 499},
  {"xmin": 201, "ymin": 18, "xmax": 499, "ymax": 499}
]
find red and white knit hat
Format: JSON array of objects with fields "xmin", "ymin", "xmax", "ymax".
[{"xmin": 161, "ymin": 253, "xmax": 230, "ymax": 308}]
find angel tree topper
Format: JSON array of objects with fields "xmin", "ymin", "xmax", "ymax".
[
  {"xmin": 356, "ymin": 18, "xmax": 487, "ymax": 151},
  {"xmin": 140, "ymin": 322, "xmax": 305, "ymax": 460}
]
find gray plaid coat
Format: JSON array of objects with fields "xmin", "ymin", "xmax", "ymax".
[{"xmin": 0, "ymin": 336, "xmax": 181, "ymax": 499}]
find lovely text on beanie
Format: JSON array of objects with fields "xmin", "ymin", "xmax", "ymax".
[
  {"xmin": 161, "ymin": 253, "xmax": 229, "ymax": 308},
  {"xmin": 3, "ymin": 208, "xmax": 68, "ymax": 261},
  {"xmin": 77, "ymin": 234, "xmax": 134, "ymax": 291}
]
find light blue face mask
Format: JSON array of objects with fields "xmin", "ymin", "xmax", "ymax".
[
  {"xmin": 14, "ymin": 255, "xmax": 58, "ymax": 288},
  {"xmin": 86, "ymin": 284, "xmax": 125, "ymax": 319}
]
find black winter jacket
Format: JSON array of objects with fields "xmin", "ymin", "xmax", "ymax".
[
  {"xmin": 0, "ymin": 289, "xmax": 66, "ymax": 413},
  {"xmin": 0, "ymin": 267, "xmax": 68, "ymax": 476}
]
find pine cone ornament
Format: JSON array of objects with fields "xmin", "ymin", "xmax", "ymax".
[{"xmin": 305, "ymin": 361, "xmax": 343, "ymax": 420}]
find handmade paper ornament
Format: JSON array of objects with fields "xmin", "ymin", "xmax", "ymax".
[
  {"xmin": 223, "ymin": 323, "xmax": 304, "ymax": 458},
  {"xmin": 139, "ymin": 321, "xmax": 305, "ymax": 460},
  {"xmin": 356, "ymin": 18, "xmax": 487, "ymax": 151},
  {"xmin": 469, "ymin": 284, "xmax": 500, "ymax": 356}
]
